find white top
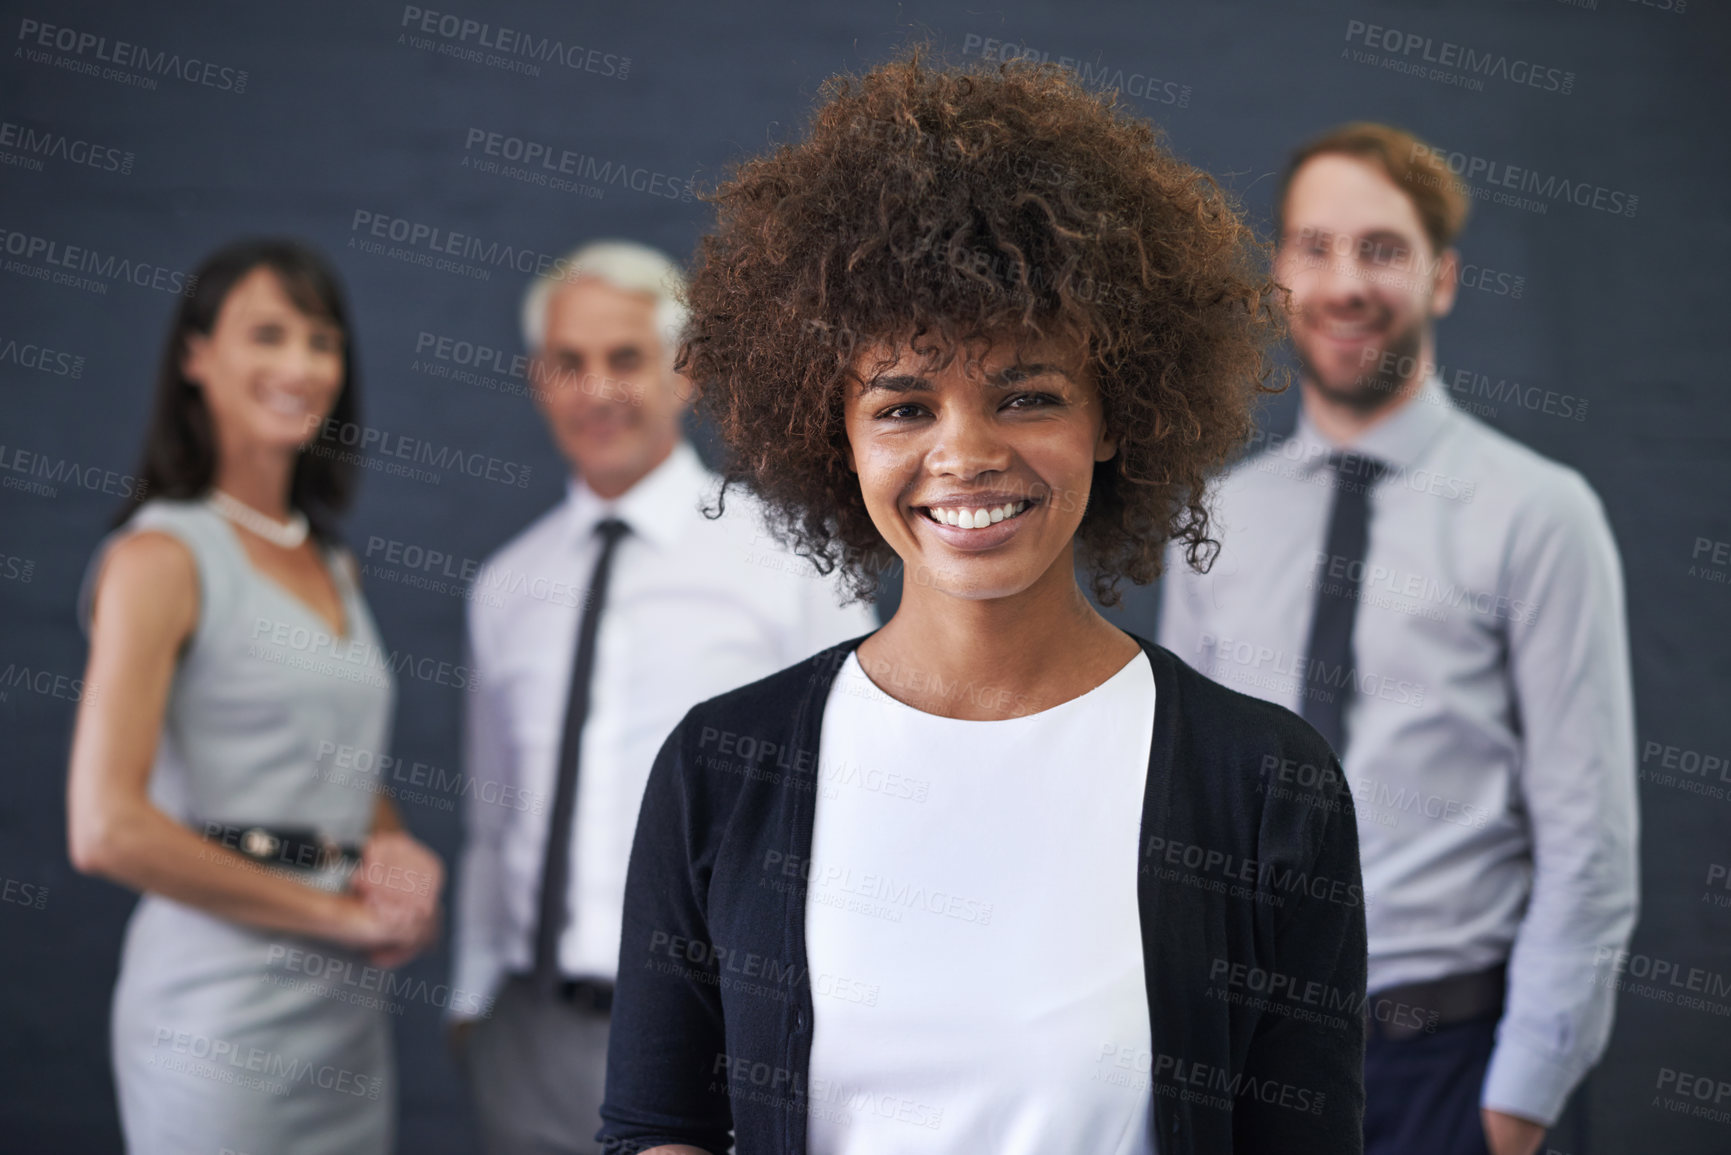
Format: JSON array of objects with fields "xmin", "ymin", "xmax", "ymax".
[
  {"xmin": 805, "ymin": 649, "xmax": 1157, "ymax": 1155},
  {"xmin": 451, "ymin": 441, "xmax": 877, "ymax": 1013}
]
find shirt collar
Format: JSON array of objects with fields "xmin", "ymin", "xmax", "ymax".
[
  {"xmin": 562, "ymin": 439, "xmax": 711, "ymax": 551},
  {"xmin": 1291, "ymin": 375, "xmax": 1454, "ymax": 473}
]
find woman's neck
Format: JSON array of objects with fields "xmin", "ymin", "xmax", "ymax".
[
  {"xmin": 210, "ymin": 435, "xmax": 299, "ymax": 522},
  {"xmin": 860, "ymin": 548, "xmax": 1139, "ymax": 720}
]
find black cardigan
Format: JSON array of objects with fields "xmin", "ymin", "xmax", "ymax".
[{"xmin": 598, "ymin": 633, "xmax": 1366, "ymax": 1154}]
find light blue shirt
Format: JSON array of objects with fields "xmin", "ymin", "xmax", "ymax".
[{"xmin": 1158, "ymin": 377, "xmax": 1638, "ymax": 1125}]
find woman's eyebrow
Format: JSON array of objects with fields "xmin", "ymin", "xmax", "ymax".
[
  {"xmin": 992, "ymin": 362, "xmax": 1066, "ymax": 385},
  {"xmin": 858, "ymin": 374, "xmax": 932, "ymax": 396},
  {"xmin": 860, "ymin": 363, "xmax": 1070, "ymax": 393}
]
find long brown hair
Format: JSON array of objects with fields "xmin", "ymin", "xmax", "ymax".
[{"xmin": 113, "ymin": 238, "xmax": 362, "ymax": 542}]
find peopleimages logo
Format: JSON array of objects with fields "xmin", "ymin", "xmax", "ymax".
[
  {"xmin": 302, "ymin": 414, "xmax": 532, "ymax": 489},
  {"xmin": 959, "ymin": 33, "xmax": 1192, "ymax": 107},
  {"xmin": 1410, "ymin": 143, "xmax": 1637, "ymax": 219},
  {"xmin": 462, "ymin": 129, "xmax": 695, "ymax": 201},
  {"xmin": 350, "ymin": 210, "xmax": 600, "ymax": 285},
  {"xmin": 0, "ymin": 229, "xmax": 196, "ymax": 296},
  {"xmin": 0, "ymin": 335, "xmax": 84, "ymax": 378},
  {"xmin": 1342, "ymin": 20, "xmax": 1575, "ymax": 94},
  {"xmin": 0, "ymin": 121, "xmax": 133, "ymax": 174},
  {"xmin": 0, "ymin": 443, "xmax": 146, "ymax": 499},
  {"xmin": 15, "ymin": 18, "xmax": 249, "ymax": 92},
  {"xmin": 397, "ymin": 6, "xmax": 629, "ymax": 79},
  {"xmin": 248, "ymin": 615, "xmax": 481, "ymax": 692},
  {"xmin": 1358, "ymin": 351, "xmax": 1588, "ymax": 424},
  {"xmin": 148, "ymin": 1029, "xmax": 382, "ymax": 1098}
]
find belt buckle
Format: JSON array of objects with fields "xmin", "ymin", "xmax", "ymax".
[
  {"xmin": 240, "ymin": 827, "xmax": 279, "ymax": 858},
  {"xmin": 316, "ymin": 837, "xmax": 347, "ymax": 872},
  {"xmin": 562, "ymin": 979, "xmax": 612, "ymax": 1014}
]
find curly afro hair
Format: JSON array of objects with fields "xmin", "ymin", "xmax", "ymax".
[{"xmin": 680, "ymin": 48, "xmax": 1284, "ymax": 605}]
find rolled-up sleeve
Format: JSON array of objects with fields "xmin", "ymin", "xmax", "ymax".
[{"xmin": 1481, "ymin": 476, "xmax": 1639, "ymax": 1124}]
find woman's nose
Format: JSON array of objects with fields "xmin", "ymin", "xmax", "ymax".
[{"xmin": 929, "ymin": 404, "xmax": 1013, "ymax": 479}]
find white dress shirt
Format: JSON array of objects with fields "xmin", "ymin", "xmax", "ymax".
[
  {"xmin": 1158, "ymin": 377, "xmax": 1638, "ymax": 1125},
  {"xmin": 805, "ymin": 650, "xmax": 1156, "ymax": 1155},
  {"xmin": 452, "ymin": 440, "xmax": 878, "ymax": 1015}
]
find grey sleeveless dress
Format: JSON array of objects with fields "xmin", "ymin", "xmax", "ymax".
[{"xmin": 78, "ymin": 498, "xmax": 398, "ymax": 1154}]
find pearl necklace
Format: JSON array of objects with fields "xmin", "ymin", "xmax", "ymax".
[{"xmin": 207, "ymin": 488, "xmax": 310, "ymax": 549}]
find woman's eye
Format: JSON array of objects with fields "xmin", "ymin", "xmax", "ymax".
[
  {"xmin": 877, "ymin": 403, "xmax": 927, "ymax": 421},
  {"xmin": 1005, "ymin": 392, "xmax": 1058, "ymax": 410},
  {"xmin": 251, "ymin": 324, "xmax": 286, "ymax": 345}
]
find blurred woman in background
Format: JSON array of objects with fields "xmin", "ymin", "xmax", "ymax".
[{"xmin": 67, "ymin": 238, "xmax": 443, "ymax": 1154}]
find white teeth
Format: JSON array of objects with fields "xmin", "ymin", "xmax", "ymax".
[
  {"xmin": 927, "ymin": 501, "xmax": 1030, "ymax": 529},
  {"xmin": 260, "ymin": 388, "xmax": 310, "ymax": 415}
]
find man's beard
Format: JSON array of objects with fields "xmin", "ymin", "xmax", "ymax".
[{"xmin": 1297, "ymin": 314, "xmax": 1426, "ymax": 417}]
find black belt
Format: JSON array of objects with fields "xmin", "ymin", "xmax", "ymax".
[
  {"xmin": 1365, "ymin": 961, "xmax": 1507, "ymax": 1042},
  {"xmin": 200, "ymin": 822, "xmax": 362, "ymax": 873},
  {"xmin": 514, "ymin": 972, "xmax": 614, "ymax": 1014},
  {"xmin": 560, "ymin": 978, "xmax": 614, "ymax": 1013}
]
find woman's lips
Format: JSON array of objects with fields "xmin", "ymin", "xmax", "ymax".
[
  {"xmin": 914, "ymin": 499, "xmax": 1037, "ymax": 552},
  {"xmin": 256, "ymin": 382, "xmax": 316, "ymax": 418},
  {"xmin": 922, "ymin": 499, "xmax": 1030, "ymax": 529}
]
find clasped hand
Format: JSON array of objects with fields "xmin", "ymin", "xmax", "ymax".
[{"xmin": 343, "ymin": 830, "xmax": 445, "ymax": 968}]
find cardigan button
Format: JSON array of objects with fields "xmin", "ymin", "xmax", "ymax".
[{"xmin": 795, "ymin": 1011, "xmax": 807, "ymax": 1032}]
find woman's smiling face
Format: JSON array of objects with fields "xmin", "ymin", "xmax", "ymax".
[
  {"xmin": 843, "ymin": 334, "xmax": 1117, "ymax": 602},
  {"xmin": 180, "ymin": 265, "xmax": 348, "ymax": 454}
]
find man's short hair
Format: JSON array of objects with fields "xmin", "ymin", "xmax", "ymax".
[
  {"xmin": 1274, "ymin": 122, "xmax": 1470, "ymax": 256},
  {"xmin": 520, "ymin": 239, "xmax": 690, "ymax": 363}
]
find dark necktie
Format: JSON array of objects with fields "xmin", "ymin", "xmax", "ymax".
[
  {"xmin": 1299, "ymin": 452, "xmax": 1386, "ymax": 758},
  {"xmin": 531, "ymin": 515, "xmax": 630, "ymax": 995}
]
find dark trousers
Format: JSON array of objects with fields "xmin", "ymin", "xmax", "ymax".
[{"xmin": 1364, "ymin": 1012, "xmax": 1498, "ymax": 1155}]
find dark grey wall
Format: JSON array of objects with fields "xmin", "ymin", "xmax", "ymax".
[{"xmin": 2, "ymin": 1, "xmax": 1725, "ymax": 1151}]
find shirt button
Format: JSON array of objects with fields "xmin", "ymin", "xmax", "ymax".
[{"xmin": 795, "ymin": 1011, "xmax": 807, "ymax": 1032}]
